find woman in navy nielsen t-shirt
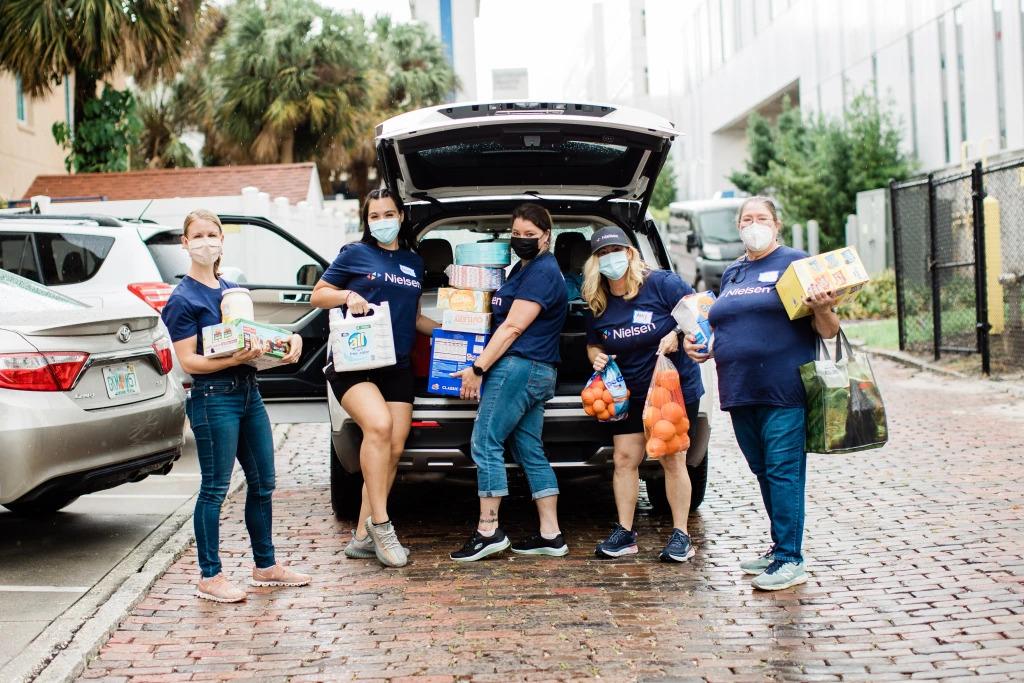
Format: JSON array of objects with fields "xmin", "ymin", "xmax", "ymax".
[
  {"xmin": 582, "ymin": 226, "xmax": 704, "ymax": 564},
  {"xmin": 448, "ymin": 203, "xmax": 569, "ymax": 563},
  {"xmin": 310, "ymin": 188, "xmax": 438, "ymax": 569},
  {"xmin": 685, "ymin": 196, "xmax": 839, "ymax": 592},
  {"xmin": 162, "ymin": 209, "xmax": 310, "ymax": 603}
]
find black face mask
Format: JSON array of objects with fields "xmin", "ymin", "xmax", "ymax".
[{"xmin": 510, "ymin": 236, "xmax": 541, "ymax": 260}]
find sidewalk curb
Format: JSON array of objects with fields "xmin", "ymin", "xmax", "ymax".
[
  {"xmin": 863, "ymin": 346, "xmax": 1024, "ymax": 399},
  {"xmin": 1, "ymin": 424, "xmax": 291, "ymax": 683}
]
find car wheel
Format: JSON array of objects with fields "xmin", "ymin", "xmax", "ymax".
[
  {"xmin": 330, "ymin": 440, "xmax": 363, "ymax": 520},
  {"xmin": 3, "ymin": 492, "xmax": 80, "ymax": 515},
  {"xmin": 642, "ymin": 454, "xmax": 708, "ymax": 515}
]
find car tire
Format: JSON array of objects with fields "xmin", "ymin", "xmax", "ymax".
[
  {"xmin": 644, "ymin": 454, "xmax": 708, "ymax": 515},
  {"xmin": 330, "ymin": 440, "xmax": 363, "ymax": 520},
  {"xmin": 2, "ymin": 492, "xmax": 80, "ymax": 516}
]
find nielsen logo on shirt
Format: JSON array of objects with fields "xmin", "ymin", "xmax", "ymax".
[
  {"xmin": 722, "ymin": 285, "xmax": 774, "ymax": 297},
  {"xmin": 492, "ymin": 295, "xmax": 502, "ymax": 308},
  {"xmin": 383, "ymin": 272, "xmax": 422, "ymax": 289},
  {"xmin": 607, "ymin": 321, "xmax": 658, "ymax": 340}
]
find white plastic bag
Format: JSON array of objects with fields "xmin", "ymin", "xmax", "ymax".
[{"xmin": 329, "ymin": 302, "xmax": 397, "ymax": 372}]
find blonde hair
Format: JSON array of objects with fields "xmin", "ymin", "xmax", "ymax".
[
  {"xmin": 183, "ymin": 209, "xmax": 224, "ymax": 274},
  {"xmin": 582, "ymin": 246, "xmax": 650, "ymax": 318}
]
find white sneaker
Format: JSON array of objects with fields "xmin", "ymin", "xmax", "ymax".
[
  {"xmin": 752, "ymin": 560, "xmax": 808, "ymax": 591},
  {"xmin": 365, "ymin": 517, "xmax": 408, "ymax": 568}
]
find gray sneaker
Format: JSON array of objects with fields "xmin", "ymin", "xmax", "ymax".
[
  {"xmin": 345, "ymin": 529, "xmax": 410, "ymax": 560},
  {"xmin": 752, "ymin": 560, "xmax": 808, "ymax": 591},
  {"xmin": 364, "ymin": 517, "xmax": 408, "ymax": 568},
  {"xmin": 740, "ymin": 547, "xmax": 775, "ymax": 575}
]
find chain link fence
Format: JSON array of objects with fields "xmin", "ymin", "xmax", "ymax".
[{"xmin": 891, "ymin": 158, "xmax": 1024, "ymax": 375}]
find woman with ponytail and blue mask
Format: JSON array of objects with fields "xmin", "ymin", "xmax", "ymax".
[
  {"xmin": 311, "ymin": 189, "xmax": 438, "ymax": 568},
  {"xmin": 582, "ymin": 226, "xmax": 704, "ymax": 563}
]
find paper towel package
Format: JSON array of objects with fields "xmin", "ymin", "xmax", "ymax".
[
  {"xmin": 775, "ymin": 246, "xmax": 870, "ymax": 319},
  {"xmin": 202, "ymin": 319, "xmax": 292, "ymax": 371},
  {"xmin": 454, "ymin": 241, "xmax": 511, "ymax": 267},
  {"xmin": 671, "ymin": 291, "xmax": 716, "ymax": 353},
  {"xmin": 444, "ymin": 264, "xmax": 505, "ymax": 291},
  {"xmin": 428, "ymin": 329, "xmax": 492, "ymax": 397},
  {"xmin": 436, "ymin": 287, "xmax": 491, "ymax": 312},
  {"xmin": 442, "ymin": 309, "xmax": 492, "ymax": 334}
]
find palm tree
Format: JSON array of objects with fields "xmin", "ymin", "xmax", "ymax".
[
  {"xmin": 133, "ymin": 86, "xmax": 197, "ymax": 169},
  {"xmin": 0, "ymin": 0, "xmax": 208, "ymax": 129}
]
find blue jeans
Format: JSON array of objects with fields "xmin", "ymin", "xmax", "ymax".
[
  {"xmin": 730, "ymin": 405, "xmax": 807, "ymax": 564},
  {"xmin": 471, "ymin": 355, "xmax": 559, "ymax": 499},
  {"xmin": 186, "ymin": 374, "xmax": 276, "ymax": 578}
]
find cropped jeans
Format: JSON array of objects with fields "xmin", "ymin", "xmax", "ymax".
[
  {"xmin": 471, "ymin": 355, "xmax": 559, "ymax": 500},
  {"xmin": 186, "ymin": 373, "xmax": 276, "ymax": 578},
  {"xmin": 729, "ymin": 405, "xmax": 807, "ymax": 564}
]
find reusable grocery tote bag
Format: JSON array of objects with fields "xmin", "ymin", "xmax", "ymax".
[
  {"xmin": 329, "ymin": 302, "xmax": 397, "ymax": 372},
  {"xmin": 800, "ymin": 329, "xmax": 888, "ymax": 454}
]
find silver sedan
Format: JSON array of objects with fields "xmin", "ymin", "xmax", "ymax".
[{"xmin": 0, "ymin": 269, "xmax": 186, "ymax": 514}]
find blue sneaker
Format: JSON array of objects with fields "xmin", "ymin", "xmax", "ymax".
[
  {"xmin": 751, "ymin": 559, "xmax": 808, "ymax": 590},
  {"xmin": 595, "ymin": 524, "xmax": 638, "ymax": 558},
  {"xmin": 659, "ymin": 528, "xmax": 695, "ymax": 563}
]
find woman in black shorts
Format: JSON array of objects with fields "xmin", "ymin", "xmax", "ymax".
[
  {"xmin": 582, "ymin": 227, "xmax": 704, "ymax": 562},
  {"xmin": 311, "ymin": 189, "xmax": 438, "ymax": 567}
]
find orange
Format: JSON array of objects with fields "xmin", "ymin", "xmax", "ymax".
[
  {"xmin": 646, "ymin": 437, "xmax": 667, "ymax": 458},
  {"xmin": 649, "ymin": 386, "xmax": 672, "ymax": 408},
  {"xmin": 643, "ymin": 406, "xmax": 661, "ymax": 431},
  {"xmin": 665, "ymin": 435, "xmax": 683, "ymax": 455},
  {"xmin": 581, "ymin": 387, "xmax": 594, "ymax": 404},
  {"xmin": 583, "ymin": 403, "xmax": 595, "ymax": 416},
  {"xmin": 675, "ymin": 415, "xmax": 691, "ymax": 436},
  {"xmin": 656, "ymin": 368, "xmax": 681, "ymax": 391},
  {"xmin": 660, "ymin": 401, "xmax": 685, "ymax": 425},
  {"xmin": 593, "ymin": 399, "xmax": 607, "ymax": 414},
  {"xmin": 596, "ymin": 409, "xmax": 611, "ymax": 421},
  {"xmin": 652, "ymin": 419, "xmax": 676, "ymax": 441},
  {"xmin": 601, "ymin": 389, "xmax": 613, "ymax": 405},
  {"xmin": 591, "ymin": 378, "xmax": 605, "ymax": 392}
]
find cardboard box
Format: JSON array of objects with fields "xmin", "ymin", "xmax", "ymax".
[
  {"xmin": 444, "ymin": 264, "xmax": 505, "ymax": 291},
  {"xmin": 455, "ymin": 241, "xmax": 511, "ymax": 267},
  {"xmin": 442, "ymin": 309, "xmax": 492, "ymax": 334},
  {"xmin": 202, "ymin": 319, "xmax": 292, "ymax": 371},
  {"xmin": 428, "ymin": 329, "xmax": 491, "ymax": 397},
  {"xmin": 776, "ymin": 246, "xmax": 870, "ymax": 319},
  {"xmin": 437, "ymin": 287, "xmax": 491, "ymax": 312}
]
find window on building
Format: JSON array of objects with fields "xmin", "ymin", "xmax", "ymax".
[
  {"xmin": 907, "ymin": 34, "xmax": 920, "ymax": 158},
  {"xmin": 954, "ymin": 6, "xmax": 967, "ymax": 146},
  {"xmin": 938, "ymin": 15, "xmax": 952, "ymax": 163},
  {"xmin": 993, "ymin": 0, "xmax": 1007, "ymax": 148},
  {"xmin": 15, "ymin": 75, "xmax": 26, "ymax": 123}
]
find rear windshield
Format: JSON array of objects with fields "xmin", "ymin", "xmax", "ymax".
[
  {"xmin": 145, "ymin": 231, "xmax": 190, "ymax": 284},
  {"xmin": 697, "ymin": 209, "xmax": 741, "ymax": 243},
  {"xmin": 0, "ymin": 268, "xmax": 87, "ymax": 312},
  {"xmin": 0, "ymin": 232, "xmax": 114, "ymax": 285}
]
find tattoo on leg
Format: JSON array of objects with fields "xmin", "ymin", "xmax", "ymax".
[{"xmin": 479, "ymin": 515, "xmax": 498, "ymax": 525}]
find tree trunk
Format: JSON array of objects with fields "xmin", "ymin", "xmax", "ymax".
[
  {"xmin": 350, "ymin": 159, "xmax": 370, "ymax": 201},
  {"xmin": 281, "ymin": 130, "xmax": 295, "ymax": 164},
  {"xmin": 73, "ymin": 70, "xmax": 98, "ymax": 138}
]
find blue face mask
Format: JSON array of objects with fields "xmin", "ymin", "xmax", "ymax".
[
  {"xmin": 369, "ymin": 218, "xmax": 401, "ymax": 245},
  {"xmin": 598, "ymin": 251, "xmax": 629, "ymax": 280}
]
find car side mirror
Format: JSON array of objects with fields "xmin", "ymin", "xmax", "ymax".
[
  {"xmin": 296, "ymin": 263, "xmax": 324, "ymax": 286},
  {"xmin": 686, "ymin": 233, "xmax": 699, "ymax": 251}
]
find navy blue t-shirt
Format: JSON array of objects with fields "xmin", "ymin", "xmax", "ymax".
[
  {"xmin": 585, "ymin": 269, "xmax": 704, "ymax": 405},
  {"xmin": 321, "ymin": 241, "xmax": 424, "ymax": 368},
  {"xmin": 490, "ymin": 251, "xmax": 568, "ymax": 364},
  {"xmin": 161, "ymin": 276, "xmax": 253, "ymax": 380},
  {"xmin": 708, "ymin": 246, "xmax": 816, "ymax": 410}
]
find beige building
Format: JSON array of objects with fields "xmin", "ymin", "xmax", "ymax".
[{"xmin": 0, "ymin": 72, "xmax": 71, "ymax": 203}]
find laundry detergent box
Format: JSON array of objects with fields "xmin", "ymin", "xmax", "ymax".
[
  {"xmin": 444, "ymin": 264, "xmax": 505, "ymax": 291},
  {"xmin": 442, "ymin": 309, "xmax": 493, "ymax": 334},
  {"xmin": 436, "ymin": 287, "xmax": 491, "ymax": 312},
  {"xmin": 428, "ymin": 329, "xmax": 491, "ymax": 397},
  {"xmin": 202, "ymin": 318, "xmax": 291, "ymax": 370},
  {"xmin": 671, "ymin": 291, "xmax": 716, "ymax": 353},
  {"xmin": 775, "ymin": 246, "xmax": 870, "ymax": 320},
  {"xmin": 455, "ymin": 241, "xmax": 511, "ymax": 267}
]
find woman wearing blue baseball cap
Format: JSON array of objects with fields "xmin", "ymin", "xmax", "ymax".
[{"xmin": 582, "ymin": 226, "xmax": 704, "ymax": 563}]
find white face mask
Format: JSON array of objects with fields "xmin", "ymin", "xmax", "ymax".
[
  {"xmin": 186, "ymin": 237, "xmax": 222, "ymax": 266},
  {"xmin": 740, "ymin": 222, "xmax": 775, "ymax": 254}
]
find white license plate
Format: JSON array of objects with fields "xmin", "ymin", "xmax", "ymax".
[{"xmin": 102, "ymin": 363, "xmax": 141, "ymax": 399}]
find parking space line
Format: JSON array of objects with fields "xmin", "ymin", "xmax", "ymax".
[
  {"xmin": 164, "ymin": 473, "xmax": 201, "ymax": 478},
  {"xmin": 0, "ymin": 586, "xmax": 89, "ymax": 593},
  {"xmin": 86, "ymin": 494, "xmax": 191, "ymax": 500}
]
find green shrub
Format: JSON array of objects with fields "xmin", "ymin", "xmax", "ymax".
[{"xmin": 837, "ymin": 268, "xmax": 897, "ymax": 320}]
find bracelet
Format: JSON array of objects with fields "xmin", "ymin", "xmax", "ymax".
[{"xmin": 342, "ymin": 290, "xmax": 352, "ymax": 305}]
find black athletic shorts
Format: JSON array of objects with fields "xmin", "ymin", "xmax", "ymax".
[{"xmin": 325, "ymin": 363, "xmax": 415, "ymax": 405}]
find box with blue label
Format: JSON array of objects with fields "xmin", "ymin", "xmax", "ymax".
[
  {"xmin": 427, "ymin": 329, "xmax": 491, "ymax": 397},
  {"xmin": 455, "ymin": 241, "xmax": 511, "ymax": 267}
]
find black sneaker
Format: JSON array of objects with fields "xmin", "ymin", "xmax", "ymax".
[
  {"xmin": 450, "ymin": 528, "xmax": 511, "ymax": 562},
  {"xmin": 659, "ymin": 528, "xmax": 696, "ymax": 563},
  {"xmin": 595, "ymin": 523, "xmax": 639, "ymax": 559},
  {"xmin": 511, "ymin": 533, "xmax": 569, "ymax": 557}
]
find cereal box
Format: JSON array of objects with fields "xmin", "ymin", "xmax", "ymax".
[
  {"xmin": 775, "ymin": 246, "xmax": 870, "ymax": 319},
  {"xmin": 202, "ymin": 319, "xmax": 292, "ymax": 371},
  {"xmin": 428, "ymin": 329, "xmax": 492, "ymax": 397}
]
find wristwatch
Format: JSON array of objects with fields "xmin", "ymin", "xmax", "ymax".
[{"xmin": 471, "ymin": 363, "xmax": 485, "ymax": 377}]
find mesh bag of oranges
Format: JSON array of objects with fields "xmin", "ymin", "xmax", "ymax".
[
  {"xmin": 642, "ymin": 354, "xmax": 690, "ymax": 459},
  {"xmin": 580, "ymin": 360, "xmax": 630, "ymax": 422}
]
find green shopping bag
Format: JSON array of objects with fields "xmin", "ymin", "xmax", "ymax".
[{"xmin": 800, "ymin": 329, "xmax": 888, "ymax": 454}]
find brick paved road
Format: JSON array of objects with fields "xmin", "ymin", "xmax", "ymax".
[{"xmin": 79, "ymin": 359, "xmax": 1024, "ymax": 682}]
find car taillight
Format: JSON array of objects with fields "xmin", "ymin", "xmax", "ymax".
[
  {"xmin": 128, "ymin": 282, "xmax": 173, "ymax": 312},
  {"xmin": 152, "ymin": 336, "xmax": 173, "ymax": 375},
  {"xmin": 411, "ymin": 420, "xmax": 441, "ymax": 429},
  {"xmin": 0, "ymin": 352, "xmax": 89, "ymax": 391}
]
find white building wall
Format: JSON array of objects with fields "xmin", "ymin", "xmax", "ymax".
[{"xmin": 410, "ymin": 0, "xmax": 478, "ymax": 101}]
